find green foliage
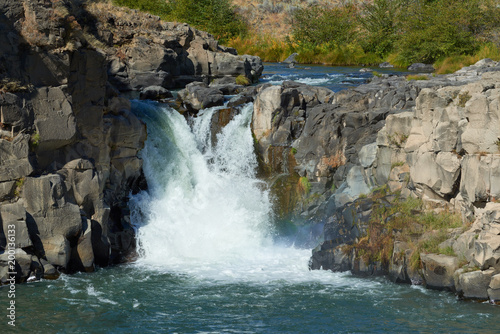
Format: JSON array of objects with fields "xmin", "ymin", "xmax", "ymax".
[
  {"xmin": 113, "ymin": 0, "xmax": 247, "ymax": 43},
  {"xmin": 359, "ymin": 0, "xmax": 401, "ymax": 57},
  {"xmin": 228, "ymin": 35, "xmax": 294, "ymax": 62},
  {"xmin": 391, "ymin": 161, "xmax": 405, "ymax": 169},
  {"xmin": 438, "ymin": 246, "xmax": 456, "ymax": 256},
  {"xmin": 275, "ymin": 0, "xmax": 500, "ymax": 67},
  {"xmin": 347, "ymin": 192, "xmax": 464, "ymax": 270},
  {"xmin": 387, "ymin": 132, "xmax": 408, "ymax": 148},
  {"xmin": 458, "ymin": 92, "xmax": 471, "ymax": 107},
  {"xmin": 290, "ymin": 147, "xmax": 297, "ymax": 155},
  {"xmin": 391, "ymin": 0, "xmax": 500, "ymax": 66},
  {"xmin": 292, "ymin": 4, "xmax": 359, "ymax": 46},
  {"xmin": 30, "ymin": 131, "xmax": 40, "ymax": 150},
  {"xmin": 171, "ymin": 0, "xmax": 247, "ymax": 42},
  {"xmin": 14, "ymin": 178, "xmax": 25, "ymax": 197},
  {"xmin": 298, "ymin": 176, "xmax": 311, "ymax": 194},
  {"xmin": 235, "ymin": 74, "xmax": 250, "ymax": 86},
  {"xmin": 406, "ymin": 74, "xmax": 429, "ymax": 81}
]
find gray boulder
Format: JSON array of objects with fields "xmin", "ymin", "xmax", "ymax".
[
  {"xmin": 139, "ymin": 86, "xmax": 173, "ymax": 100},
  {"xmin": 41, "ymin": 235, "xmax": 71, "ymax": 268},
  {"xmin": 457, "ymin": 268, "xmax": 496, "ymax": 300},
  {"xmin": 177, "ymin": 82, "xmax": 224, "ymax": 112},
  {"xmin": 379, "ymin": 62, "xmax": 394, "ymax": 68},
  {"xmin": 488, "ymin": 273, "xmax": 500, "ymax": 302},
  {"xmin": 420, "ymin": 253, "xmax": 459, "ymax": 290},
  {"xmin": 283, "ymin": 53, "xmax": 298, "ymax": 64},
  {"xmin": 0, "ymin": 202, "xmax": 32, "ymax": 249},
  {"xmin": 408, "ymin": 63, "xmax": 435, "ymax": 73},
  {"xmin": 0, "ymin": 134, "xmax": 33, "ymax": 182}
]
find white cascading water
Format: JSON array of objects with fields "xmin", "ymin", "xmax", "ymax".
[{"xmin": 130, "ymin": 101, "xmax": 339, "ymax": 283}]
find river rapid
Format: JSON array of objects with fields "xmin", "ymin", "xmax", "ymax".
[{"xmin": 1, "ymin": 64, "xmax": 498, "ymax": 333}]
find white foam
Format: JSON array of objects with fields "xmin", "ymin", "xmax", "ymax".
[{"xmin": 130, "ymin": 102, "xmax": 375, "ymax": 287}]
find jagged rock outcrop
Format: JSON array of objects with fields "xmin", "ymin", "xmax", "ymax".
[
  {"xmin": 85, "ymin": 2, "xmax": 263, "ymax": 92},
  {"xmin": 307, "ymin": 60, "xmax": 500, "ymax": 302},
  {"xmin": 0, "ymin": 0, "xmax": 263, "ymax": 283},
  {"xmin": 248, "ymin": 57, "xmax": 500, "ymax": 302}
]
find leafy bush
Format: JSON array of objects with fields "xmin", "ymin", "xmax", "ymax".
[
  {"xmin": 391, "ymin": 0, "xmax": 500, "ymax": 66},
  {"xmin": 298, "ymin": 176, "xmax": 311, "ymax": 194},
  {"xmin": 228, "ymin": 35, "xmax": 294, "ymax": 62},
  {"xmin": 359, "ymin": 0, "xmax": 401, "ymax": 57},
  {"xmin": 235, "ymin": 74, "xmax": 250, "ymax": 85},
  {"xmin": 112, "ymin": 0, "xmax": 247, "ymax": 43},
  {"xmin": 284, "ymin": 0, "xmax": 500, "ymax": 66},
  {"xmin": 171, "ymin": 0, "xmax": 247, "ymax": 43},
  {"xmin": 291, "ymin": 4, "xmax": 359, "ymax": 47}
]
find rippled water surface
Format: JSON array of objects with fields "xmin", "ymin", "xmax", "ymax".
[
  {"xmin": 3, "ymin": 266, "xmax": 498, "ymax": 333},
  {"xmin": 259, "ymin": 63, "xmax": 405, "ymax": 91}
]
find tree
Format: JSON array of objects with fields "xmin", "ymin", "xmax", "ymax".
[
  {"xmin": 291, "ymin": 4, "xmax": 359, "ymax": 47},
  {"xmin": 359, "ymin": 0, "xmax": 401, "ymax": 57},
  {"xmin": 170, "ymin": 0, "xmax": 247, "ymax": 42}
]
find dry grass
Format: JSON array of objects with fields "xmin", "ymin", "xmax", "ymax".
[
  {"xmin": 406, "ymin": 74, "xmax": 429, "ymax": 81},
  {"xmin": 434, "ymin": 43, "xmax": 500, "ymax": 74},
  {"xmin": 20, "ymin": 2, "xmax": 46, "ymax": 46},
  {"xmin": 0, "ymin": 78, "xmax": 33, "ymax": 93},
  {"xmin": 345, "ymin": 194, "xmax": 464, "ymax": 270},
  {"xmin": 228, "ymin": 35, "xmax": 292, "ymax": 62}
]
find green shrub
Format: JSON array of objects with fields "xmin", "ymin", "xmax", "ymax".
[
  {"xmin": 14, "ymin": 178, "xmax": 25, "ymax": 197},
  {"xmin": 291, "ymin": 4, "xmax": 359, "ymax": 47},
  {"xmin": 458, "ymin": 92, "xmax": 471, "ymax": 107},
  {"xmin": 172, "ymin": 0, "xmax": 247, "ymax": 43},
  {"xmin": 406, "ymin": 74, "xmax": 429, "ymax": 81},
  {"xmin": 113, "ymin": 0, "xmax": 247, "ymax": 43},
  {"xmin": 30, "ymin": 131, "xmax": 40, "ymax": 150},
  {"xmin": 298, "ymin": 176, "xmax": 311, "ymax": 194},
  {"xmin": 359, "ymin": 0, "xmax": 401, "ymax": 58},
  {"xmin": 391, "ymin": 0, "xmax": 500, "ymax": 66},
  {"xmin": 235, "ymin": 75, "xmax": 250, "ymax": 85}
]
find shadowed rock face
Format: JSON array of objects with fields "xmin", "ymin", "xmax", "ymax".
[{"xmin": 0, "ymin": 0, "xmax": 263, "ymax": 283}]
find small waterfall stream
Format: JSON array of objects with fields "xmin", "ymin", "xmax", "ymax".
[{"xmin": 130, "ymin": 101, "xmax": 316, "ymax": 281}]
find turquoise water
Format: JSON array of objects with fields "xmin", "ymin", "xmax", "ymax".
[
  {"xmin": 1, "ymin": 65, "xmax": 498, "ymax": 333},
  {"xmin": 3, "ymin": 266, "xmax": 498, "ymax": 333}
]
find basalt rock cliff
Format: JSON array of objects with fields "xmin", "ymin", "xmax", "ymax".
[
  {"xmin": 0, "ymin": 0, "xmax": 262, "ymax": 283},
  {"xmin": 249, "ymin": 59, "xmax": 500, "ymax": 303}
]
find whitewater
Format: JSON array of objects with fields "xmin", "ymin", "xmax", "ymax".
[{"xmin": 129, "ymin": 101, "xmax": 345, "ymax": 284}]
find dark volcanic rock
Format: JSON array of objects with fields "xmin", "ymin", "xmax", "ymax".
[
  {"xmin": 0, "ymin": 0, "xmax": 149, "ymax": 283},
  {"xmin": 407, "ymin": 63, "xmax": 435, "ymax": 73}
]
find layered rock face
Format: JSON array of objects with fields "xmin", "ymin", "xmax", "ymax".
[
  {"xmin": 86, "ymin": 2, "xmax": 262, "ymax": 92},
  {"xmin": 0, "ymin": 0, "xmax": 261, "ymax": 283},
  {"xmin": 251, "ymin": 59, "xmax": 500, "ymax": 302}
]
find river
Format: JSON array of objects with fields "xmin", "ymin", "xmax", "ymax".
[{"xmin": 1, "ymin": 64, "xmax": 498, "ymax": 333}]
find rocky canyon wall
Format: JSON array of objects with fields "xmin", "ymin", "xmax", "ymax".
[
  {"xmin": 0, "ymin": 0, "xmax": 261, "ymax": 283},
  {"xmin": 250, "ymin": 59, "xmax": 500, "ymax": 302}
]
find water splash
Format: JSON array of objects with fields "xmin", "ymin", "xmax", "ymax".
[{"xmin": 130, "ymin": 102, "xmax": 289, "ymax": 279}]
